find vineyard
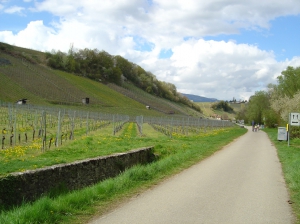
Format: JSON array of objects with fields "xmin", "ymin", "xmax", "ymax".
[
  {"xmin": 0, "ymin": 51, "xmax": 197, "ymax": 117},
  {"xmin": 0, "ymin": 102, "xmax": 233, "ymax": 150},
  {"xmin": 0, "ymin": 102, "xmax": 130, "ymax": 151},
  {"xmin": 0, "ymin": 47, "xmax": 235, "ymax": 177},
  {"xmin": 107, "ymin": 82, "xmax": 190, "ymax": 115},
  {"xmin": 0, "ymin": 101, "xmax": 234, "ymax": 174},
  {"xmin": 0, "ymin": 52, "xmax": 103, "ymax": 106}
]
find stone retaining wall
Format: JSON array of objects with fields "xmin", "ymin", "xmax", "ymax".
[{"xmin": 0, "ymin": 146, "xmax": 154, "ymax": 208}]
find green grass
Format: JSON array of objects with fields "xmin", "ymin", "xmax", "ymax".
[
  {"xmin": 264, "ymin": 128, "xmax": 300, "ymax": 224},
  {"xmin": 0, "ymin": 126, "xmax": 246, "ymax": 223},
  {"xmin": 0, "ymin": 123, "xmax": 156, "ymax": 176}
]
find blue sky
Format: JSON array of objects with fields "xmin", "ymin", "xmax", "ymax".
[
  {"xmin": 204, "ymin": 15, "xmax": 300, "ymax": 61},
  {"xmin": 1, "ymin": 0, "xmax": 300, "ymax": 101}
]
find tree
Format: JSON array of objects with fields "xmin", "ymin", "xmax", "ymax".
[
  {"xmin": 271, "ymin": 90, "xmax": 300, "ymax": 123},
  {"xmin": 104, "ymin": 67, "xmax": 122, "ymax": 85},
  {"xmin": 236, "ymin": 107, "xmax": 248, "ymax": 124},
  {"xmin": 114, "ymin": 55, "xmax": 134, "ymax": 82},
  {"xmin": 246, "ymin": 91, "xmax": 270, "ymax": 125},
  {"xmin": 211, "ymin": 101, "xmax": 234, "ymax": 113},
  {"xmin": 276, "ymin": 66, "xmax": 300, "ymax": 98},
  {"xmin": 47, "ymin": 50, "xmax": 65, "ymax": 70}
]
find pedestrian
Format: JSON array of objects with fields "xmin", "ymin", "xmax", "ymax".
[{"xmin": 252, "ymin": 120, "xmax": 255, "ymax": 131}]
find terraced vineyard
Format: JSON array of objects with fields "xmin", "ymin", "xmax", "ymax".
[
  {"xmin": 0, "ymin": 43, "xmax": 206, "ymax": 117},
  {"xmin": 107, "ymin": 82, "xmax": 202, "ymax": 116},
  {"xmin": 0, "ymin": 52, "xmax": 164, "ymax": 116},
  {"xmin": 0, "ymin": 52, "xmax": 102, "ymax": 105}
]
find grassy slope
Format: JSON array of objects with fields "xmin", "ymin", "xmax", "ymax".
[
  {"xmin": 0, "ymin": 72, "xmax": 48, "ymax": 105},
  {"xmin": 0, "ymin": 45, "xmax": 203, "ymax": 117},
  {"xmin": 0, "ymin": 50, "xmax": 164, "ymax": 116}
]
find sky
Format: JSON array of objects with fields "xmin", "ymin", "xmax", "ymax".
[{"xmin": 1, "ymin": 0, "xmax": 300, "ymax": 101}]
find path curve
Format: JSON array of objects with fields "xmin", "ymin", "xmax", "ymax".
[{"xmin": 89, "ymin": 127, "xmax": 295, "ymax": 224}]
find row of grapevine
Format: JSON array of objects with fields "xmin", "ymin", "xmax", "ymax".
[
  {"xmin": 144, "ymin": 116, "xmax": 234, "ymax": 138},
  {"xmin": 0, "ymin": 102, "xmax": 128, "ymax": 150},
  {"xmin": 0, "ymin": 101, "xmax": 234, "ymax": 151}
]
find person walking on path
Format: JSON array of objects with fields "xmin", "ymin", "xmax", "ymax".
[{"xmin": 89, "ymin": 126, "xmax": 295, "ymax": 224}]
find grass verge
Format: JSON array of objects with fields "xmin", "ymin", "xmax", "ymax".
[
  {"xmin": 0, "ymin": 126, "xmax": 246, "ymax": 223},
  {"xmin": 264, "ymin": 128, "xmax": 300, "ymax": 224}
]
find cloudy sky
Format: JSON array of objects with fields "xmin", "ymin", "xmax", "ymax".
[{"xmin": 1, "ymin": 0, "xmax": 300, "ymax": 101}]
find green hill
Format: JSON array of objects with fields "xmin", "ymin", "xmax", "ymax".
[{"xmin": 0, "ymin": 43, "xmax": 203, "ymax": 117}]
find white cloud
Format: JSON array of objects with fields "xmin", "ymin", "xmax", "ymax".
[
  {"xmin": 4, "ymin": 5, "xmax": 24, "ymax": 14},
  {"xmin": 1, "ymin": 0, "xmax": 300, "ymax": 100},
  {"xmin": 137, "ymin": 38, "xmax": 300, "ymax": 100}
]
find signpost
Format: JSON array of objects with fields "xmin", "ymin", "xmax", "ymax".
[
  {"xmin": 288, "ymin": 113, "xmax": 300, "ymax": 147},
  {"xmin": 290, "ymin": 113, "xmax": 300, "ymax": 126}
]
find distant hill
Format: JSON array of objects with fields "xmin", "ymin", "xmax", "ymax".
[{"xmin": 182, "ymin": 93, "xmax": 218, "ymax": 102}]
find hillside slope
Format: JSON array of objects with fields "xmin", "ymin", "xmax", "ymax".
[{"xmin": 0, "ymin": 47, "xmax": 203, "ymax": 117}]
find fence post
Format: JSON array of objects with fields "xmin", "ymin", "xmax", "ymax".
[
  {"xmin": 41, "ymin": 111, "xmax": 46, "ymax": 151},
  {"xmin": 86, "ymin": 112, "xmax": 89, "ymax": 135},
  {"xmin": 56, "ymin": 111, "xmax": 61, "ymax": 147}
]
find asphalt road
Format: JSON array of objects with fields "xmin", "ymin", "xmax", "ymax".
[{"xmin": 89, "ymin": 127, "xmax": 295, "ymax": 224}]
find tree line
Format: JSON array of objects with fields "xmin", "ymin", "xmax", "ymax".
[
  {"xmin": 45, "ymin": 47, "xmax": 201, "ymax": 113},
  {"xmin": 236, "ymin": 66, "xmax": 300, "ymax": 136}
]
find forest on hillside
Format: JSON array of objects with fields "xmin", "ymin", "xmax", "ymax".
[{"xmin": 44, "ymin": 46, "xmax": 201, "ymax": 112}]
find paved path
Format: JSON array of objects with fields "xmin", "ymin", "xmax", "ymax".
[{"xmin": 89, "ymin": 127, "xmax": 295, "ymax": 224}]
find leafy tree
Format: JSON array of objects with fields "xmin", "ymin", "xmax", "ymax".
[
  {"xmin": 97, "ymin": 50, "xmax": 114, "ymax": 69},
  {"xmin": 212, "ymin": 101, "xmax": 234, "ymax": 113},
  {"xmin": 271, "ymin": 90, "xmax": 300, "ymax": 123},
  {"xmin": 104, "ymin": 67, "xmax": 122, "ymax": 84},
  {"xmin": 236, "ymin": 107, "xmax": 248, "ymax": 124},
  {"xmin": 246, "ymin": 91, "xmax": 269, "ymax": 125},
  {"xmin": 114, "ymin": 55, "xmax": 134, "ymax": 82},
  {"xmin": 47, "ymin": 50, "xmax": 65, "ymax": 70},
  {"xmin": 276, "ymin": 66, "xmax": 300, "ymax": 98},
  {"xmin": 263, "ymin": 108, "xmax": 280, "ymax": 128}
]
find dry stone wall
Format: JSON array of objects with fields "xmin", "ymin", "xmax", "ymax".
[{"xmin": 0, "ymin": 146, "xmax": 154, "ymax": 208}]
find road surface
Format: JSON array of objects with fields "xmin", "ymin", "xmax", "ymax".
[{"xmin": 89, "ymin": 127, "xmax": 295, "ymax": 224}]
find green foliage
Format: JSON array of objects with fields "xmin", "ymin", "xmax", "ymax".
[
  {"xmin": 236, "ymin": 107, "xmax": 248, "ymax": 123},
  {"xmin": 263, "ymin": 108, "xmax": 280, "ymax": 128},
  {"xmin": 0, "ymin": 42, "xmax": 14, "ymax": 51},
  {"xmin": 246, "ymin": 91, "xmax": 270, "ymax": 125},
  {"xmin": 115, "ymin": 55, "xmax": 135, "ymax": 83},
  {"xmin": 277, "ymin": 66, "xmax": 300, "ymax": 98},
  {"xmin": 289, "ymin": 126, "xmax": 300, "ymax": 138},
  {"xmin": 47, "ymin": 50, "xmax": 65, "ymax": 70},
  {"xmin": 211, "ymin": 101, "xmax": 234, "ymax": 113}
]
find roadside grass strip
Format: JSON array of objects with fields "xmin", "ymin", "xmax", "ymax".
[
  {"xmin": 0, "ymin": 127, "xmax": 246, "ymax": 223},
  {"xmin": 264, "ymin": 128, "xmax": 300, "ymax": 224}
]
